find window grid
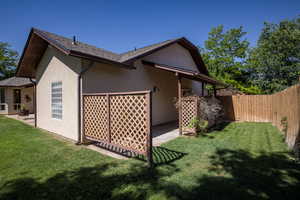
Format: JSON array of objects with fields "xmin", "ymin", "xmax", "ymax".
[{"xmin": 51, "ymin": 81, "xmax": 62, "ymax": 119}]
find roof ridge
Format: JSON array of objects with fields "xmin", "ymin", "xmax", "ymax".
[
  {"xmin": 31, "ymin": 28, "xmax": 188, "ymax": 64},
  {"xmin": 119, "ymin": 38, "xmax": 177, "ymax": 56},
  {"xmin": 33, "ymin": 28, "xmax": 120, "ymax": 58}
]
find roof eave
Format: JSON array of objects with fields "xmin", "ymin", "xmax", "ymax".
[
  {"xmin": 16, "ymin": 28, "xmax": 34, "ymax": 77},
  {"xmin": 69, "ymin": 50, "xmax": 135, "ymax": 69},
  {"xmin": 142, "ymin": 60, "xmax": 225, "ymax": 86},
  {"xmin": 0, "ymin": 83, "xmax": 34, "ymax": 88}
]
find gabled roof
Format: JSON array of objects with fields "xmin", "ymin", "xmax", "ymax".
[
  {"xmin": 16, "ymin": 28, "xmax": 209, "ymax": 78},
  {"xmin": 35, "ymin": 29, "xmax": 122, "ymax": 62},
  {"xmin": 0, "ymin": 77, "xmax": 33, "ymax": 87},
  {"xmin": 119, "ymin": 38, "xmax": 179, "ymax": 62}
]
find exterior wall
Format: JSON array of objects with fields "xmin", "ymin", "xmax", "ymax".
[
  {"xmin": 82, "ymin": 60, "xmax": 179, "ymax": 126},
  {"xmin": 21, "ymin": 87, "xmax": 34, "ymax": 113},
  {"xmin": 35, "ymin": 46, "xmax": 81, "ymax": 141},
  {"xmin": 144, "ymin": 43, "xmax": 199, "ymax": 72},
  {"xmin": 143, "ymin": 43, "xmax": 204, "ymax": 96},
  {"xmin": 82, "ymin": 47, "xmax": 204, "ymax": 125},
  {"xmin": 0, "ymin": 87, "xmax": 34, "ymax": 115}
]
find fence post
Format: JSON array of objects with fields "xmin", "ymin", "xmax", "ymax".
[
  {"xmin": 107, "ymin": 94, "xmax": 111, "ymax": 143},
  {"xmin": 146, "ymin": 91, "xmax": 153, "ymax": 167},
  {"xmin": 177, "ymin": 74, "xmax": 182, "ymax": 135},
  {"xmin": 81, "ymin": 95, "xmax": 87, "ymax": 144}
]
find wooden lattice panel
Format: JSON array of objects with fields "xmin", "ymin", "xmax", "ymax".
[
  {"xmin": 181, "ymin": 97, "xmax": 197, "ymax": 128},
  {"xmin": 83, "ymin": 95, "xmax": 109, "ymax": 141},
  {"xmin": 110, "ymin": 94, "xmax": 148, "ymax": 154}
]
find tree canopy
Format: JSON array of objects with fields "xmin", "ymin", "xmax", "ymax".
[
  {"xmin": 201, "ymin": 16, "xmax": 300, "ymax": 94},
  {"xmin": 0, "ymin": 42, "xmax": 18, "ymax": 80},
  {"xmin": 201, "ymin": 25, "xmax": 261, "ymax": 94},
  {"xmin": 248, "ymin": 18, "xmax": 300, "ymax": 93}
]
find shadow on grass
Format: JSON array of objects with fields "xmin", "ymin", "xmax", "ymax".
[
  {"xmin": 208, "ymin": 121, "xmax": 232, "ymax": 132},
  {"xmin": 194, "ymin": 122, "xmax": 232, "ymax": 139},
  {"xmin": 92, "ymin": 142, "xmax": 187, "ymax": 166},
  {"xmin": 1, "ymin": 149, "xmax": 299, "ymax": 200},
  {"xmin": 135, "ymin": 146, "xmax": 187, "ymax": 166}
]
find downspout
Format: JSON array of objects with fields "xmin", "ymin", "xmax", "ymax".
[
  {"xmin": 29, "ymin": 78, "xmax": 37, "ymax": 128},
  {"xmin": 76, "ymin": 61, "xmax": 94, "ymax": 145}
]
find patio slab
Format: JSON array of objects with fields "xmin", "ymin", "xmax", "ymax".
[
  {"xmin": 6, "ymin": 114, "xmax": 35, "ymax": 126},
  {"xmin": 152, "ymin": 122, "xmax": 179, "ymax": 146}
]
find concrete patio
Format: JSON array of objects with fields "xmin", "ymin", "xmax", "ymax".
[
  {"xmin": 6, "ymin": 114, "xmax": 35, "ymax": 126},
  {"xmin": 152, "ymin": 121, "xmax": 179, "ymax": 146}
]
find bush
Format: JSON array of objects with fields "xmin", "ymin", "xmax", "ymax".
[
  {"xmin": 198, "ymin": 96, "xmax": 224, "ymax": 128},
  {"xmin": 188, "ymin": 117, "xmax": 208, "ymax": 135}
]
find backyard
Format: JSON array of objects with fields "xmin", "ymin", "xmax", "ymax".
[{"xmin": 0, "ymin": 116, "xmax": 299, "ymax": 200}]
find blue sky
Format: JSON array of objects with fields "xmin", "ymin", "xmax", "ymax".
[{"xmin": 0, "ymin": 0, "xmax": 299, "ymax": 55}]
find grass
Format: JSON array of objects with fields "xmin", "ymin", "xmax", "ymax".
[{"xmin": 0, "ymin": 116, "xmax": 299, "ymax": 200}]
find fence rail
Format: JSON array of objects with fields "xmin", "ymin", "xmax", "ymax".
[
  {"xmin": 82, "ymin": 91, "xmax": 153, "ymax": 165},
  {"xmin": 220, "ymin": 84, "xmax": 300, "ymax": 148}
]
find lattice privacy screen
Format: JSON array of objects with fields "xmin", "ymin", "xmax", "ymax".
[
  {"xmin": 83, "ymin": 91, "xmax": 151, "ymax": 155},
  {"xmin": 181, "ymin": 97, "xmax": 198, "ymax": 128}
]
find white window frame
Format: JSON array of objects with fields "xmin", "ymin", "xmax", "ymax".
[{"xmin": 51, "ymin": 81, "xmax": 62, "ymax": 119}]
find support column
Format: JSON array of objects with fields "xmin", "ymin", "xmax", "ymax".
[
  {"xmin": 177, "ymin": 73, "xmax": 182, "ymax": 135},
  {"xmin": 146, "ymin": 91, "xmax": 153, "ymax": 167},
  {"xmin": 213, "ymin": 85, "xmax": 217, "ymax": 97},
  {"xmin": 202, "ymin": 82, "xmax": 205, "ymax": 96}
]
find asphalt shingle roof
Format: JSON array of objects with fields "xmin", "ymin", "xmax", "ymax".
[
  {"xmin": 34, "ymin": 28, "xmax": 180, "ymax": 63},
  {"xmin": 35, "ymin": 29, "xmax": 121, "ymax": 62},
  {"xmin": 0, "ymin": 77, "xmax": 33, "ymax": 87}
]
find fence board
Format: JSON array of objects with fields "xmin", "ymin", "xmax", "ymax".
[{"xmin": 220, "ymin": 84, "xmax": 300, "ymax": 148}]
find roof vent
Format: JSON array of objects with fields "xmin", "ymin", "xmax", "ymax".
[{"xmin": 72, "ymin": 36, "xmax": 77, "ymax": 45}]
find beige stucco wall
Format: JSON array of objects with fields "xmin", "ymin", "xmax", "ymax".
[
  {"xmin": 144, "ymin": 43, "xmax": 199, "ymax": 72},
  {"xmin": 35, "ymin": 46, "xmax": 81, "ymax": 141},
  {"xmin": 82, "ymin": 60, "xmax": 178, "ymax": 125},
  {"xmin": 0, "ymin": 87, "xmax": 34, "ymax": 115},
  {"xmin": 144, "ymin": 43, "xmax": 204, "ymax": 96}
]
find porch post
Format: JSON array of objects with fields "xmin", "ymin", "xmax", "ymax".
[
  {"xmin": 177, "ymin": 73, "xmax": 182, "ymax": 135},
  {"xmin": 202, "ymin": 82, "xmax": 205, "ymax": 96},
  {"xmin": 146, "ymin": 91, "xmax": 153, "ymax": 167},
  {"xmin": 213, "ymin": 85, "xmax": 217, "ymax": 97}
]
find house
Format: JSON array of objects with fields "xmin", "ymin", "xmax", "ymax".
[
  {"xmin": 0, "ymin": 77, "xmax": 34, "ymax": 115},
  {"xmin": 16, "ymin": 28, "xmax": 223, "ymax": 143}
]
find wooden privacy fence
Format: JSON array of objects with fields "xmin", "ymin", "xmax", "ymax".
[
  {"xmin": 82, "ymin": 91, "xmax": 152, "ymax": 165},
  {"xmin": 220, "ymin": 84, "xmax": 300, "ymax": 148}
]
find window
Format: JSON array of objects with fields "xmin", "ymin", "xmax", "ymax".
[
  {"xmin": 51, "ymin": 81, "xmax": 62, "ymax": 119},
  {"xmin": 0, "ymin": 88, "xmax": 5, "ymax": 103},
  {"xmin": 0, "ymin": 88, "xmax": 5, "ymax": 111}
]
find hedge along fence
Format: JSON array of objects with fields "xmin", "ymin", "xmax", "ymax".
[{"xmin": 219, "ymin": 84, "xmax": 300, "ymax": 148}]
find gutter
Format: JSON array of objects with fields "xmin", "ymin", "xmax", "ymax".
[{"xmin": 76, "ymin": 61, "xmax": 94, "ymax": 145}]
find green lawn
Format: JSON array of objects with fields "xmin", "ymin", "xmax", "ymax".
[{"xmin": 0, "ymin": 116, "xmax": 299, "ymax": 200}]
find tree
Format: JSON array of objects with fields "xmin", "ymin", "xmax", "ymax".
[
  {"xmin": 249, "ymin": 17, "xmax": 300, "ymax": 94},
  {"xmin": 0, "ymin": 42, "xmax": 18, "ymax": 80},
  {"xmin": 201, "ymin": 25, "xmax": 261, "ymax": 94}
]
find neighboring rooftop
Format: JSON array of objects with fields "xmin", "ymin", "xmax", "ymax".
[{"xmin": 0, "ymin": 77, "xmax": 33, "ymax": 87}]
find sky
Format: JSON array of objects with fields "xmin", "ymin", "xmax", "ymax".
[{"xmin": 0, "ymin": 0, "xmax": 299, "ymax": 55}]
